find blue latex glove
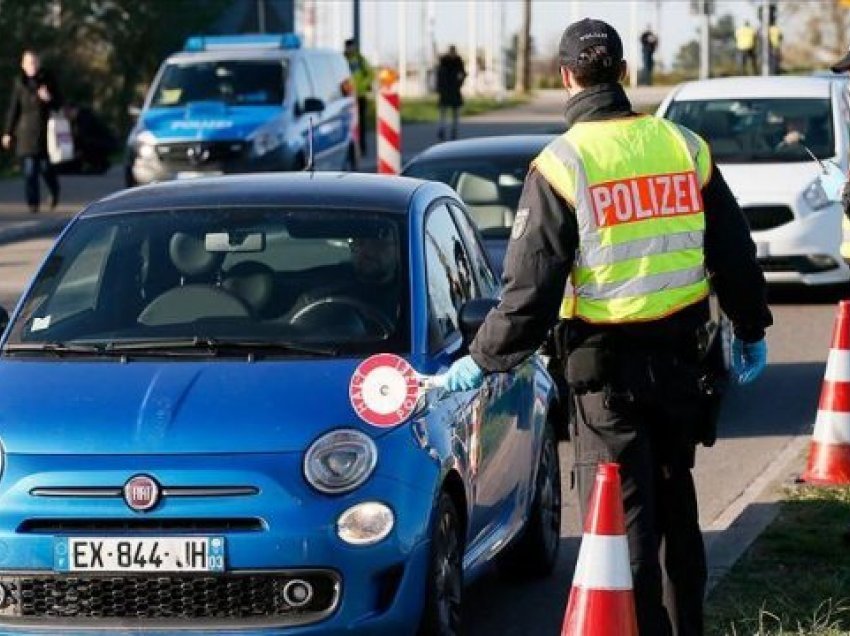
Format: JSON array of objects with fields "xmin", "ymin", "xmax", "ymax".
[
  {"xmin": 731, "ymin": 337, "xmax": 767, "ymax": 385},
  {"xmin": 442, "ymin": 355, "xmax": 485, "ymax": 392}
]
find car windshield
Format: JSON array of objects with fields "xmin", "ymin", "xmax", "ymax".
[
  {"xmin": 5, "ymin": 208, "xmax": 409, "ymax": 356},
  {"xmin": 150, "ymin": 60, "xmax": 286, "ymax": 107},
  {"xmin": 665, "ymin": 98, "xmax": 835, "ymax": 163},
  {"xmin": 405, "ymin": 156, "xmax": 533, "ymax": 239}
]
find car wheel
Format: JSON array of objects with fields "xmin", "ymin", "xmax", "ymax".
[
  {"xmin": 417, "ymin": 492, "xmax": 463, "ymax": 636},
  {"xmin": 497, "ymin": 419, "xmax": 561, "ymax": 578}
]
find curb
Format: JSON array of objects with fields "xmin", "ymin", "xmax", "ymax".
[{"xmin": 0, "ymin": 218, "xmax": 69, "ymax": 247}]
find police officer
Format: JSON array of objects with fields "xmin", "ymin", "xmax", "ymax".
[
  {"xmin": 440, "ymin": 19, "xmax": 772, "ymax": 636},
  {"xmin": 344, "ymin": 38, "xmax": 374, "ymax": 156}
]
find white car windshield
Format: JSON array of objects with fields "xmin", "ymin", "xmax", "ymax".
[{"xmin": 666, "ymin": 98, "xmax": 835, "ymax": 163}]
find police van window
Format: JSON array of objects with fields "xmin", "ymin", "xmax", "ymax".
[
  {"xmin": 311, "ymin": 54, "xmax": 342, "ymax": 104},
  {"xmin": 151, "ymin": 60, "xmax": 286, "ymax": 107},
  {"xmin": 293, "ymin": 60, "xmax": 315, "ymax": 111},
  {"xmin": 449, "ymin": 203, "xmax": 499, "ymax": 298},
  {"xmin": 424, "ymin": 204, "xmax": 476, "ymax": 352}
]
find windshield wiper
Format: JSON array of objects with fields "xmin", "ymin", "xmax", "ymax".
[
  {"xmin": 3, "ymin": 342, "xmax": 109, "ymax": 357},
  {"xmin": 102, "ymin": 337, "xmax": 339, "ymax": 357}
]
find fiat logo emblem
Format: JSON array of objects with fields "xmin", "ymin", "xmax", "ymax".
[{"xmin": 123, "ymin": 475, "xmax": 161, "ymax": 512}]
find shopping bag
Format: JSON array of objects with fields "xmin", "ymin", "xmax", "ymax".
[{"xmin": 47, "ymin": 112, "xmax": 74, "ymax": 164}]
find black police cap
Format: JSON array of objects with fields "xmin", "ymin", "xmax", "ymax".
[{"xmin": 559, "ymin": 18, "xmax": 623, "ymax": 67}]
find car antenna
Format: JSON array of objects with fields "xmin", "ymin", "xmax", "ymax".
[
  {"xmin": 304, "ymin": 116, "xmax": 315, "ymax": 175},
  {"xmin": 800, "ymin": 141, "xmax": 826, "ymax": 172}
]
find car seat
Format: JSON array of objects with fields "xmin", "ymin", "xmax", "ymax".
[
  {"xmin": 137, "ymin": 232, "xmax": 250, "ymax": 326},
  {"xmin": 456, "ymin": 173, "xmax": 514, "ymax": 231},
  {"xmin": 222, "ymin": 261, "xmax": 275, "ymax": 318}
]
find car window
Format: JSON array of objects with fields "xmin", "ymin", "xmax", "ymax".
[
  {"xmin": 309, "ymin": 54, "xmax": 342, "ymax": 105},
  {"xmin": 405, "ymin": 156, "xmax": 533, "ymax": 239},
  {"xmin": 425, "ymin": 204, "xmax": 476, "ymax": 351},
  {"xmin": 7, "ymin": 208, "xmax": 410, "ymax": 355},
  {"xmin": 20, "ymin": 225, "xmax": 116, "ymax": 329},
  {"xmin": 150, "ymin": 60, "xmax": 287, "ymax": 107},
  {"xmin": 665, "ymin": 98, "xmax": 835, "ymax": 163},
  {"xmin": 449, "ymin": 203, "xmax": 499, "ymax": 298}
]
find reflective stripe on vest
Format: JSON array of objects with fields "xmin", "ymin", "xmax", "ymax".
[{"xmin": 532, "ymin": 115, "xmax": 712, "ymax": 324}]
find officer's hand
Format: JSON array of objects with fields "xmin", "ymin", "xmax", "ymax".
[
  {"xmin": 1, "ymin": 135, "xmax": 10, "ymax": 150},
  {"xmin": 731, "ymin": 337, "xmax": 767, "ymax": 385},
  {"xmin": 442, "ymin": 355, "xmax": 484, "ymax": 392}
]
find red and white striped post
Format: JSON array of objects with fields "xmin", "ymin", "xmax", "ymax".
[{"xmin": 377, "ymin": 67, "xmax": 401, "ymax": 174}]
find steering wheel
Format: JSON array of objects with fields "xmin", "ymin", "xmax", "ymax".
[{"xmin": 289, "ymin": 295, "xmax": 394, "ymax": 339}]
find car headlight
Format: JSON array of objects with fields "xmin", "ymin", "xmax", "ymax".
[
  {"xmin": 803, "ymin": 178, "xmax": 831, "ymax": 210},
  {"xmin": 304, "ymin": 429, "xmax": 377, "ymax": 494},
  {"xmin": 252, "ymin": 131, "xmax": 278, "ymax": 157},
  {"xmin": 337, "ymin": 502, "xmax": 394, "ymax": 545},
  {"xmin": 135, "ymin": 130, "xmax": 157, "ymax": 160}
]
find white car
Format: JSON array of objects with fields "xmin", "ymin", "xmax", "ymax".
[{"xmin": 658, "ymin": 76, "xmax": 850, "ymax": 285}]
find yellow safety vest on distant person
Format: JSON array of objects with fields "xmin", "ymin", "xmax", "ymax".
[
  {"xmin": 736, "ymin": 25, "xmax": 757, "ymax": 51},
  {"xmin": 769, "ymin": 25, "xmax": 782, "ymax": 49},
  {"xmin": 532, "ymin": 116, "xmax": 712, "ymax": 324}
]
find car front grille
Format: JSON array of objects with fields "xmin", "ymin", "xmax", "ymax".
[
  {"xmin": 155, "ymin": 141, "xmax": 247, "ymax": 171},
  {"xmin": 741, "ymin": 205, "xmax": 794, "ymax": 231},
  {"xmin": 0, "ymin": 571, "xmax": 340, "ymax": 627}
]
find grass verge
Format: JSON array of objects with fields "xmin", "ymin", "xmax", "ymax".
[
  {"xmin": 705, "ymin": 484, "xmax": 850, "ymax": 635},
  {"xmin": 362, "ymin": 94, "xmax": 528, "ymax": 129}
]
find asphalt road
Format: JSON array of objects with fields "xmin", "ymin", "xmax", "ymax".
[{"xmin": 0, "ymin": 87, "xmax": 844, "ymax": 634}]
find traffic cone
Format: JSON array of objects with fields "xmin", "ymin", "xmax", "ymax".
[
  {"xmin": 561, "ymin": 463, "xmax": 638, "ymax": 636},
  {"xmin": 803, "ymin": 300, "xmax": 850, "ymax": 485}
]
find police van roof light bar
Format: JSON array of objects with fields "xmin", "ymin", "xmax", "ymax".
[{"xmin": 183, "ymin": 34, "xmax": 301, "ymax": 52}]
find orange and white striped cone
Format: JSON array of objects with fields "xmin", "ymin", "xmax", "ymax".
[
  {"xmin": 376, "ymin": 67, "xmax": 400, "ymax": 175},
  {"xmin": 562, "ymin": 463, "xmax": 638, "ymax": 636},
  {"xmin": 803, "ymin": 300, "xmax": 850, "ymax": 485}
]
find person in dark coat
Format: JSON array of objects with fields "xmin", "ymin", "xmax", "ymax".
[
  {"xmin": 2, "ymin": 50, "xmax": 61, "ymax": 213},
  {"xmin": 436, "ymin": 45, "xmax": 467, "ymax": 141}
]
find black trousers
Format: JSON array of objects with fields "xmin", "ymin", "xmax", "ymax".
[
  {"xmin": 570, "ymin": 351, "xmax": 706, "ymax": 636},
  {"xmin": 21, "ymin": 155, "xmax": 59, "ymax": 210},
  {"xmin": 357, "ymin": 95, "xmax": 368, "ymax": 154}
]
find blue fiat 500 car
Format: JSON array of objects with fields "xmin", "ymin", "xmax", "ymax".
[{"xmin": 0, "ymin": 173, "xmax": 561, "ymax": 635}]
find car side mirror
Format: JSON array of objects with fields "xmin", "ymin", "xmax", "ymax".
[
  {"xmin": 0, "ymin": 306, "xmax": 9, "ymax": 333},
  {"xmin": 459, "ymin": 298, "xmax": 499, "ymax": 346},
  {"xmin": 302, "ymin": 97, "xmax": 325, "ymax": 114}
]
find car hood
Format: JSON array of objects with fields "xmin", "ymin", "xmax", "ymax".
[
  {"xmin": 0, "ymin": 359, "xmax": 382, "ymax": 455},
  {"xmin": 142, "ymin": 103, "xmax": 281, "ymax": 142},
  {"xmin": 717, "ymin": 161, "xmax": 823, "ymax": 202}
]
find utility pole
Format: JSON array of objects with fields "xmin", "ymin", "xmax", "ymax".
[
  {"xmin": 353, "ymin": 0, "xmax": 360, "ymax": 45},
  {"xmin": 398, "ymin": 1, "xmax": 407, "ymax": 96},
  {"xmin": 257, "ymin": 0, "xmax": 266, "ymax": 33},
  {"xmin": 760, "ymin": 0, "xmax": 770, "ymax": 76},
  {"xmin": 629, "ymin": 0, "xmax": 639, "ymax": 87},
  {"xmin": 468, "ymin": 0, "xmax": 478, "ymax": 95},
  {"xmin": 699, "ymin": 0, "xmax": 710, "ymax": 80},
  {"xmin": 517, "ymin": 0, "xmax": 532, "ymax": 94}
]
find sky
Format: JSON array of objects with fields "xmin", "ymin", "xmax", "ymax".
[{"xmin": 301, "ymin": 0, "xmax": 763, "ymax": 71}]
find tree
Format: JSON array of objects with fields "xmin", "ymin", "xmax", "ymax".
[
  {"xmin": 673, "ymin": 13, "xmax": 739, "ymax": 77},
  {"xmin": 780, "ymin": 1, "xmax": 850, "ymax": 70}
]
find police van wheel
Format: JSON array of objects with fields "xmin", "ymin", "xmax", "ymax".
[
  {"xmin": 417, "ymin": 491, "xmax": 463, "ymax": 636},
  {"xmin": 344, "ymin": 143, "xmax": 359, "ymax": 172},
  {"xmin": 497, "ymin": 419, "xmax": 561, "ymax": 578}
]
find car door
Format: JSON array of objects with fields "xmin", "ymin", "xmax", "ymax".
[
  {"xmin": 423, "ymin": 202, "xmax": 523, "ymax": 553},
  {"xmin": 308, "ymin": 54, "xmax": 348, "ymax": 169},
  {"xmin": 449, "ymin": 201, "xmax": 538, "ymax": 543}
]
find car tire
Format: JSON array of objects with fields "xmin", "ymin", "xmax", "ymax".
[
  {"xmin": 344, "ymin": 142, "xmax": 359, "ymax": 172},
  {"xmin": 417, "ymin": 491, "xmax": 463, "ymax": 636},
  {"xmin": 497, "ymin": 419, "xmax": 561, "ymax": 578}
]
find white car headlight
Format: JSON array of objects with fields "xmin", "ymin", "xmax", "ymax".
[
  {"xmin": 337, "ymin": 502, "xmax": 394, "ymax": 545},
  {"xmin": 803, "ymin": 178, "xmax": 830, "ymax": 210},
  {"xmin": 135, "ymin": 130, "xmax": 157, "ymax": 159},
  {"xmin": 304, "ymin": 429, "xmax": 377, "ymax": 494}
]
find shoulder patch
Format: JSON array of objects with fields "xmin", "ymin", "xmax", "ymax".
[{"xmin": 511, "ymin": 208, "xmax": 530, "ymax": 240}]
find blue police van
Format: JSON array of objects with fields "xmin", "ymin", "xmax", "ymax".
[{"xmin": 125, "ymin": 34, "xmax": 358, "ymax": 186}]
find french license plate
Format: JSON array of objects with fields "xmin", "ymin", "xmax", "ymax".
[
  {"xmin": 176, "ymin": 170, "xmax": 223, "ymax": 179},
  {"xmin": 54, "ymin": 536, "xmax": 225, "ymax": 573}
]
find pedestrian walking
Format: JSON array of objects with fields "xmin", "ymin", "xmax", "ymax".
[
  {"xmin": 640, "ymin": 26, "xmax": 658, "ymax": 86},
  {"xmin": 735, "ymin": 20, "xmax": 758, "ymax": 75},
  {"xmin": 436, "ymin": 45, "xmax": 466, "ymax": 141},
  {"xmin": 344, "ymin": 38, "xmax": 374, "ymax": 156},
  {"xmin": 768, "ymin": 24, "xmax": 782, "ymax": 75},
  {"xmin": 439, "ymin": 18, "xmax": 773, "ymax": 636},
  {"xmin": 2, "ymin": 49, "xmax": 61, "ymax": 213}
]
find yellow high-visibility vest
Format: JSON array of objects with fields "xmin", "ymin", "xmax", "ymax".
[
  {"xmin": 532, "ymin": 115, "xmax": 712, "ymax": 324},
  {"xmin": 736, "ymin": 25, "xmax": 757, "ymax": 51},
  {"xmin": 769, "ymin": 25, "xmax": 782, "ymax": 49}
]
